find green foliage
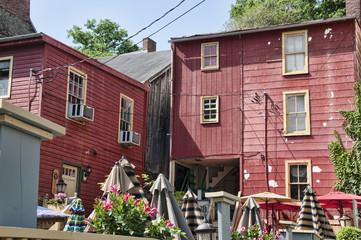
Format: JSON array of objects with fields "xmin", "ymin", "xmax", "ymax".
[
  {"xmin": 329, "ymin": 82, "xmax": 361, "ymax": 195},
  {"xmin": 231, "ymin": 224, "xmax": 278, "ymax": 240},
  {"xmin": 67, "ymin": 19, "xmax": 140, "ymax": 57},
  {"xmin": 337, "ymin": 226, "xmax": 361, "ymax": 240},
  {"xmin": 174, "ymin": 190, "xmax": 186, "ymax": 202},
  {"xmin": 226, "ymin": 0, "xmax": 345, "ymax": 30},
  {"xmin": 47, "ymin": 193, "xmax": 67, "ymax": 205},
  {"xmin": 145, "ymin": 215, "xmax": 187, "ymax": 240}
]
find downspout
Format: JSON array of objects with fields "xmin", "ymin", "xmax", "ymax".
[
  {"xmin": 264, "ymin": 93, "xmax": 270, "ymax": 191},
  {"xmin": 240, "ymin": 34, "xmax": 245, "ymax": 195}
]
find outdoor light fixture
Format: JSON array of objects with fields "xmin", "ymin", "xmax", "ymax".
[
  {"xmin": 340, "ymin": 213, "xmax": 352, "ymax": 227},
  {"xmin": 195, "ymin": 219, "xmax": 217, "ymax": 240},
  {"xmin": 86, "ymin": 165, "xmax": 92, "ymax": 175},
  {"xmin": 56, "ymin": 179, "xmax": 67, "ymax": 193}
]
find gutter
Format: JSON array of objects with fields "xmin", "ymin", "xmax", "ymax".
[{"xmin": 0, "ymin": 32, "xmax": 43, "ymax": 43}]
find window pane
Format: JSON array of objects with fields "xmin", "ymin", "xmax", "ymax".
[
  {"xmin": 204, "ymin": 57, "xmax": 212, "ymax": 67},
  {"xmin": 299, "ymin": 184, "xmax": 308, "ymax": 200},
  {"xmin": 296, "ymin": 95, "xmax": 305, "ymax": 112},
  {"xmin": 290, "ymin": 165, "xmax": 298, "ymax": 183},
  {"xmin": 288, "ymin": 114, "xmax": 297, "ymax": 132},
  {"xmin": 295, "ymin": 54, "xmax": 305, "ymax": 70},
  {"xmin": 0, "ymin": 80, "xmax": 8, "ymax": 97},
  {"xmin": 288, "ymin": 96, "xmax": 296, "ymax": 113},
  {"xmin": 297, "ymin": 113, "xmax": 306, "ymax": 131},
  {"xmin": 295, "ymin": 35, "xmax": 304, "ymax": 52},
  {"xmin": 0, "ymin": 60, "xmax": 10, "ymax": 79},
  {"xmin": 0, "ymin": 60, "xmax": 10, "ymax": 69},
  {"xmin": 291, "ymin": 185, "xmax": 299, "ymax": 200},
  {"xmin": 204, "ymin": 45, "xmax": 216, "ymax": 56},
  {"xmin": 286, "ymin": 36, "xmax": 295, "ymax": 53},
  {"xmin": 286, "ymin": 55, "xmax": 295, "ymax": 72},
  {"xmin": 299, "ymin": 165, "xmax": 307, "ymax": 182},
  {"xmin": 210, "ymin": 57, "xmax": 217, "ymax": 66}
]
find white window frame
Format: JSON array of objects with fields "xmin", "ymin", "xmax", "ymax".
[
  {"xmin": 285, "ymin": 159, "xmax": 311, "ymax": 201},
  {"xmin": 0, "ymin": 56, "xmax": 13, "ymax": 98},
  {"xmin": 65, "ymin": 67, "xmax": 87, "ymax": 122},
  {"xmin": 282, "ymin": 30, "xmax": 308, "ymax": 75},
  {"xmin": 201, "ymin": 42, "xmax": 219, "ymax": 71},
  {"xmin": 283, "ymin": 90, "xmax": 310, "ymax": 136},
  {"xmin": 119, "ymin": 93, "xmax": 134, "ymax": 132},
  {"xmin": 200, "ymin": 95, "xmax": 219, "ymax": 124}
]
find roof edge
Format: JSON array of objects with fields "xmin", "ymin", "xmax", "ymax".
[
  {"xmin": 0, "ymin": 32, "xmax": 43, "ymax": 43},
  {"xmin": 170, "ymin": 16, "xmax": 355, "ymax": 43}
]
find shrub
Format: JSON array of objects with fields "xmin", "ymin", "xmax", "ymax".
[
  {"xmin": 337, "ymin": 226, "xmax": 361, "ymax": 240},
  {"xmin": 231, "ymin": 224, "xmax": 280, "ymax": 240}
]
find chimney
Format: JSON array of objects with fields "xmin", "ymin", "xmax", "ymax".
[
  {"xmin": 0, "ymin": 0, "xmax": 31, "ymax": 22},
  {"xmin": 346, "ymin": 0, "xmax": 361, "ymax": 23},
  {"xmin": 143, "ymin": 38, "xmax": 156, "ymax": 52}
]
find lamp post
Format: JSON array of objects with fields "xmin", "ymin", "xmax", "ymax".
[
  {"xmin": 195, "ymin": 219, "xmax": 217, "ymax": 240},
  {"xmin": 340, "ymin": 213, "xmax": 352, "ymax": 227},
  {"xmin": 56, "ymin": 179, "xmax": 67, "ymax": 193}
]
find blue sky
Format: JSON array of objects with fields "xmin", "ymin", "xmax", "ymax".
[{"xmin": 30, "ymin": 0, "xmax": 235, "ymax": 51}]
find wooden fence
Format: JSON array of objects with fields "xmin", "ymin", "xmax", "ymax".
[{"xmin": 0, "ymin": 226, "xmax": 149, "ymax": 240}]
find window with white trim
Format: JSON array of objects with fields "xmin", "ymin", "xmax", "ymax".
[
  {"xmin": 0, "ymin": 57, "xmax": 13, "ymax": 98},
  {"xmin": 68, "ymin": 69, "xmax": 85, "ymax": 104},
  {"xmin": 282, "ymin": 30, "xmax": 308, "ymax": 75},
  {"xmin": 285, "ymin": 160, "xmax": 311, "ymax": 201},
  {"xmin": 201, "ymin": 42, "xmax": 219, "ymax": 71},
  {"xmin": 283, "ymin": 90, "xmax": 310, "ymax": 136},
  {"xmin": 201, "ymin": 96, "xmax": 219, "ymax": 124},
  {"xmin": 119, "ymin": 94, "xmax": 134, "ymax": 131}
]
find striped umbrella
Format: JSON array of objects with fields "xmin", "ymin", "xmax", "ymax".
[
  {"xmin": 63, "ymin": 198, "xmax": 85, "ymax": 232},
  {"xmin": 296, "ymin": 186, "xmax": 336, "ymax": 239},
  {"xmin": 119, "ymin": 154, "xmax": 149, "ymax": 204},
  {"xmin": 181, "ymin": 188, "xmax": 204, "ymax": 235}
]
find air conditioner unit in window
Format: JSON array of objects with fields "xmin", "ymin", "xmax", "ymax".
[
  {"xmin": 68, "ymin": 103, "xmax": 94, "ymax": 122},
  {"xmin": 119, "ymin": 131, "xmax": 141, "ymax": 146}
]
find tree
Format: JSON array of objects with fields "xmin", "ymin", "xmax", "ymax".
[
  {"xmin": 329, "ymin": 82, "xmax": 361, "ymax": 195},
  {"xmin": 67, "ymin": 19, "xmax": 140, "ymax": 57},
  {"xmin": 225, "ymin": 0, "xmax": 345, "ymax": 30}
]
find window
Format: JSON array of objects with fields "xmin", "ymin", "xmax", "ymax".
[
  {"xmin": 0, "ymin": 56, "xmax": 13, "ymax": 98},
  {"xmin": 285, "ymin": 160, "xmax": 311, "ymax": 201},
  {"xmin": 201, "ymin": 96, "xmax": 219, "ymax": 124},
  {"xmin": 66, "ymin": 67, "xmax": 87, "ymax": 120},
  {"xmin": 283, "ymin": 90, "xmax": 310, "ymax": 136},
  {"xmin": 201, "ymin": 42, "xmax": 219, "ymax": 71},
  {"xmin": 119, "ymin": 94, "xmax": 134, "ymax": 131},
  {"xmin": 282, "ymin": 30, "xmax": 308, "ymax": 75}
]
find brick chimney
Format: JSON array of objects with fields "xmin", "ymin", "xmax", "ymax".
[
  {"xmin": 346, "ymin": 0, "xmax": 361, "ymax": 23},
  {"xmin": 143, "ymin": 38, "xmax": 156, "ymax": 52},
  {"xmin": 0, "ymin": 0, "xmax": 31, "ymax": 22}
]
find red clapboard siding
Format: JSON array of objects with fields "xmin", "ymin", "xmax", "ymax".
[
  {"xmin": 172, "ymin": 19, "xmax": 357, "ymax": 201},
  {"xmin": 0, "ymin": 34, "xmax": 148, "ymax": 215}
]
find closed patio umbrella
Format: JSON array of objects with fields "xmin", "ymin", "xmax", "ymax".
[
  {"xmin": 63, "ymin": 198, "xmax": 85, "ymax": 232},
  {"xmin": 102, "ymin": 161, "xmax": 135, "ymax": 193},
  {"xmin": 181, "ymin": 188, "xmax": 204, "ymax": 235},
  {"xmin": 296, "ymin": 186, "xmax": 336, "ymax": 239},
  {"xmin": 150, "ymin": 174, "xmax": 195, "ymax": 240},
  {"xmin": 237, "ymin": 196, "xmax": 263, "ymax": 231}
]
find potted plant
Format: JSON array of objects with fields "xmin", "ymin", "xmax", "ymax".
[{"xmin": 43, "ymin": 193, "xmax": 68, "ymax": 212}]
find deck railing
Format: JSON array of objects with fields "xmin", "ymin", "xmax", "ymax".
[{"xmin": 0, "ymin": 226, "xmax": 149, "ymax": 240}]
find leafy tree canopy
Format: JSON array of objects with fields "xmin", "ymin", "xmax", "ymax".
[
  {"xmin": 226, "ymin": 0, "xmax": 345, "ymax": 30},
  {"xmin": 329, "ymin": 82, "xmax": 361, "ymax": 195},
  {"xmin": 67, "ymin": 19, "xmax": 140, "ymax": 57}
]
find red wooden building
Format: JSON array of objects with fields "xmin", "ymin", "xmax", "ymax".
[
  {"xmin": 170, "ymin": 13, "xmax": 361, "ymax": 206},
  {"xmin": 0, "ymin": 33, "xmax": 148, "ymax": 212}
]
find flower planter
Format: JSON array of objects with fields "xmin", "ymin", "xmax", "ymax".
[{"xmin": 43, "ymin": 199, "xmax": 67, "ymax": 212}]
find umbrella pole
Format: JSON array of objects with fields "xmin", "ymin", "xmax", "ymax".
[{"xmin": 266, "ymin": 200, "xmax": 269, "ymax": 226}]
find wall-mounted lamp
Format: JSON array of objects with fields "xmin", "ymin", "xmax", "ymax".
[
  {"xmin": 56, "ymin": 179, "xmax": 67, "ymax": 193},
  {"xmin": 86, "ymin": 165, "xmax": 92, "ymax": 175},
  {"xmin": 81, "ymin": 165, "xmax": 92, "ymax": 183}
]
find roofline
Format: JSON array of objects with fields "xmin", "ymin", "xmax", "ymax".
[
  {"xmin": 0, "ymin": 32, "xmax": 43, "ymax": 43},
  {"xmin": 170, "ymin": 16, "xmax": 355, "ymax": 43},
  {"xmin": 148, "ymin": 64, "xmax": 171, "ymax": 83}
]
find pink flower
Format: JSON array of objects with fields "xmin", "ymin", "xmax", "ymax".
[
  {"xmin": 240, "ymin": 226, "xmax": 246, "ymax": 232},
  {"xmin": 148, "ymin": 206, "xmax": 158, "ymax": 218},
  {"xmin": 165, "ymin": 220, "xmax": 174, "ymax": 227},
  {"xmin": 109, "ymin": 184, "xmax": 119, "ymax": 193},
  {"xmin": 262, "ymin": 228, "xmax": 268, "ymax": 234},
  {"xmin": 258, "ymin": 238, "xmax": 263, "ymax": 240},
  {"xmin": 123, "ymin": 192, "xmax": 134, "ymax": 203},
  {"xmin": 276, "ymin": 231, "xmax": 281, "ymax": 236},
  {"xmin": 102, "ymin": 198, "xmax": 112, "ymax": 210},
  {"xmin": 230, "ymin": 226, "xmax": 233, "ymax": 233},
  {"xmin": 134, "ymin": 199, "xmax": 141, "ymax": 206},
  {"xmin": 144, "ymin": 204, "xmax": 151, "ymax": 212}
]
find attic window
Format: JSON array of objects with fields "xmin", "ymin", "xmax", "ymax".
[
  {"xmin": 282, "ymin": 30, "xmax": 308, "ymax": 75},
  {"xmin": 201, "ymin": 42, "xmax": 219, "ymax": 71},
  {"xmin": 0, "ymin": 57, "xmax": 13, "ymax": 98}
]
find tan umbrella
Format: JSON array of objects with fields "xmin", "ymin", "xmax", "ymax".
[
  {"xmin": 150, "ymin": 174, "xmax": 194, "ymax": 240},
  {"xmin": 102, "ymin": 162, "xmax": 135, "ymax": 193},
  {"xmin": 296, "ymin": 186, "xmax": 336, "ymax": 239},
  {"xmin": 241, "ymin": 191, "xmax": 294, "ymax": 225},
  {"xmin": 119, "ymin": 154, "xmax": 149, "ymax": 204}
]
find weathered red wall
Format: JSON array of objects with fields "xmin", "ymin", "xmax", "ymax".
[
  {"xmin": 0, "ymin": 34, "xmax": 148, "ymax": 214},
  {"xmin": 172, "ymin": 19, "xmax": 356, "ymax": 199}
]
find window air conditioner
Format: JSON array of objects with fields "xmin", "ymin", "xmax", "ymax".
[
  {"xmin": 68, "ymin": 103, "xmax": 94, "ymax": 122},
  {"xmin": 119, "ymin": 131, "xmax": 141, "ymax": 146}
]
